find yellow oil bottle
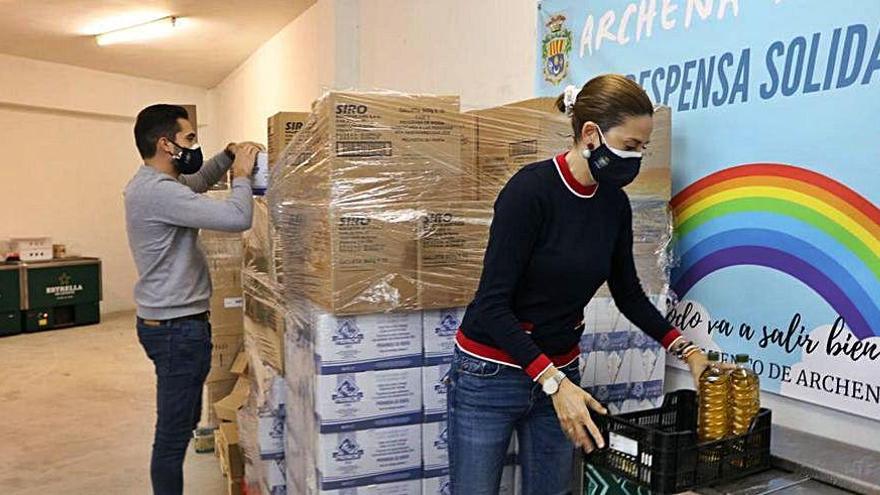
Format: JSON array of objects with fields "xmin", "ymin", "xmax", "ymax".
[
  {"xmin": 729, "ymin": 354, "xmax": 760, "ymax": 435},
  {"xmin": 698, "ymin": 351, "xmax": 730, "ymax": 442}
]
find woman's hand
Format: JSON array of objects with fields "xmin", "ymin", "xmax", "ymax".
[
  {"xmin": 550, "ymin": 378, "xmax": 608, "ymax": 453},
  {"xmin": 685, "ymin": 350, "xmax": 734, "ymax": 389}
]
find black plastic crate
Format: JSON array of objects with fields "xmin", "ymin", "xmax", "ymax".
[{"xmin": 587, "ymin": 390, "xmax": 772, "ymax": 494}]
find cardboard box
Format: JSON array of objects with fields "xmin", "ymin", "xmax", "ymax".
[
  {"xmin": 460, "ymin": 113, "xmax": 480, "ymax": 201},
  {"xmin": 207, "ymin": 334, "xmax": 245, "ymax": 383},
  {"xmin": 230, "ymin": 351, "xmax": 248, "ymax": 376},
  {"xmin": 226, "ymin": 477, "xmax": 242, "ymax": 495},
  {"xmin": 201, "ymin": 378, "xmax": 237, "ymax": 427},
  {"xmin": 268, "ymin": 111, "xmax": 310, "ymax": 168},
  {"xmin": 417, "ymin": 203, "xmax": 492, "ymax": 310},
  {"xmin": 209, "ymin": 259, "xmax": 245, "ymax": 334},
  {"xmin": 275, "ymin": 92, "xmax": 468, "ymax": 208},
  {"xmin": 288, "ymin": 423, "xmax": 422, "ymax": 492},
  {"xmin": 318, "ymin": 479, "xmax": 423, "ymax": 495},
  {"xmin": 422, "ymin": 420, "xmax": 450, "ymax": 478},
  {"xmin": 242, "ymin": 268, "xmax": 285, "ymax": 373},
  {"xmin": 216, "ymin": 422, "xmax": 244, "ymax": 480},
  {"xmin": 422, "ymin": 363, "xmax": 451, "ymax": 422},
  {"xmin": 255, "ymin": 458, "xmax": 287, "ymax": 495},
  {"xmin": 313, "ymin": 367, "xmax": 423, "ymax": 433},
  {"xmin": 256, "ymin": 408, "xmax": 285, "ymax": 460},
  {"xmin": 422, "ymin": 308, "xmax": 466, "ymax": 365},
  {"xmin": 243, "ymin": 198, "xmax": 285, "ymax": 284},
  {"xmin": 214, "ymin": 377, "xmax": 250, "ymax": 422},
  {"xmin": 312, "ymin": 310, "xmax": 423, "ymax": 374},
  {"xmin": 423, "ymin": 465, "xmax": 516, "ymax": 495},
  {"xmin": 471, "ymin": 98, "xmax": 571, "ymax": 201},
  {"xmin": 285, "ymin": 206, "xmax": 419, "ymax": 315}
]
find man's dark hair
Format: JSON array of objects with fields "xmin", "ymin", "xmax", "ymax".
[{"xmin": 134, "ymin": 104, "xmax": 189, "ymax": 159}]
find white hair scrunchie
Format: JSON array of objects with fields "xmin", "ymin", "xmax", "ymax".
[{"xmin": 563, "ymin": 84, "xmax": 579, "ymax": 116}]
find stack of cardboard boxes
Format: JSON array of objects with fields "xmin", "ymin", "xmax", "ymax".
[
  {"xmin": 269, "ymin": 92, "xmax": 493, "ymax": 494},
  {"xmin": 236, "ymin": 269, "xmax": 288, "ymax": 495},
  {"xmin": 271, "ymin": 92, "xmax": 488, "ymax": 316},
  {"xmin": 198, "ymin": 216, "xmax": 247, "ymax": 432},
  {"xmin": 211, "ymin": 353, "xmax": 249, "ymax": 494}
]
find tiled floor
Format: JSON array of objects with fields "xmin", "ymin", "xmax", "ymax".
[{"xmin": 0, "ymin": 311, "xmax": 226, "ymax": 494}]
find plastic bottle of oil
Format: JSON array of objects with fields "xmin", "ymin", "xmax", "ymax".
[
  {"xmin": 729, "ymin": 354, "xmax": 760, "ymax": 435},
  {"xmin": 698, "ymin": 351, "xmax": 730, "ymax": 442}
]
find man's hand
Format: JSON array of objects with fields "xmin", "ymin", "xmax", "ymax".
[
  {"xmin": 226, "ymin": 142, "xmax": 266, "ymax": 158},
  {"xmin": 232, "ymin": 143, "xmax": 261, "ymax": 178}
]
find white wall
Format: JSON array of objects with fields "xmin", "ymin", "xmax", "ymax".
[
  {"xmin": 0, "ymin": 54, "xmax": 211, "ymax": 314},
  {"xmin": 208, "ymin": 0, "xmax": 337, "ymax": 147},
  {"xmin": 355, "ymin": 0, "xmax": 537, "ymax": 110},
  {"xmin": 208, "ymin": 0, "xmax": 538, "ymax": 145},
  {"xmin": 666, "ymin": 367, "xmax": 880, "ymax": 452}
]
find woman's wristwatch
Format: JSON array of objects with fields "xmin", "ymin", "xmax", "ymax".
[{"xmin": 542, "ymin": 370, "xmax": 567, "ymax": 396}]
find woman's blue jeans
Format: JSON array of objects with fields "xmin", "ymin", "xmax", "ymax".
[{"xmin": 447, "ymin": 348, "xmax": 579, "ymax": 495}]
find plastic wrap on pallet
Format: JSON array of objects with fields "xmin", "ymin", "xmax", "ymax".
[
  {"xmin": 243, "ymin": 268, "xmax": 286, "ymax": 375},
  {"xmin": 467, "ymin": 97, "xmax": 572, "ymax": 202},
  {"xmin": 266, "ymin": 91, "xmax": 494, "ymax": 315},
  {"xmin": 238, "ymin": 399, "xmax": 287, "ymax": 495},
  {"xmin": 244, "ymin": 197, "xmax": 285, "ymax": 283}
]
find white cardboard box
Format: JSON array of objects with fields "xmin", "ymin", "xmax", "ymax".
[
  {"xmin": 422, "ymin": 308, "xmax": 466, "ymax": 365},
  {"xmin": 421, "ymin": 363, "xmax": 451, "ymax": 421},
  {"xmin": 313, "ymin": 425, "xmax": 422, "ymax": 491},
  {"xmin": 257, "ymin": 408, "xmax": 285, "ymax": 459},
  {"xmin": 423, "ymin": 464, "xmax": 514, "ymax": 495},
  {"xmin": 315, "ymin": 367, "xmax": 422, "ymax": 432},
  {"xmin": 320, "ymin": 479, "xmax": 422, "ymax": 494},
  {"xmin": 422, "ymin": 421, "xmax": 450, "ymax": 478},
  {"xmin": 314, "ymin": 311, "xmax": 423, "ymax": 373}
]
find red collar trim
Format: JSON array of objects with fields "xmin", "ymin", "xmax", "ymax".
[{"xmin": 555, "ymin": 152, "xmax": 598, "ymax": 198}]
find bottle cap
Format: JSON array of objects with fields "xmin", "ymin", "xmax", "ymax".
[
  {"xmin": 707, "ymin": 350, "xmax": 720, "ymax": 361},
  {"xmin": 735, "ymin": 354, "xmax": 749, "ymax": 363}
]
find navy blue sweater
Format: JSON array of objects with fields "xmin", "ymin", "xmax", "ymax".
[{"xmin": 458, "ymin": 154, "xmax": 679, "ymax": 379}]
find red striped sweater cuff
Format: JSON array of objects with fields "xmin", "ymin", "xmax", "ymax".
[
  {"xmin": 525, "ymin": 354, "xmax": 553, "ymax": 381},
  {"xmin": 661, "ymin": 328, "xmax": 683, "ymax": 350}
]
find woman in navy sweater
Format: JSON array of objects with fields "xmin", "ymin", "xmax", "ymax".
[{"xmin": 447, "ymin": 75, "xmax": 710, "ymax": 495}]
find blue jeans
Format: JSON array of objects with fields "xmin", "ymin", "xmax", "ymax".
[
  {"xmin": 137, "ymin": 317, "xmax": 213, "ymax": 495},
  {"xmin": 447, "ymin": 349, "xmax": 579, "ymax": 495}
]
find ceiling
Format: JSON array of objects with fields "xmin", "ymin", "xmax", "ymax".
[{"xmin": 0, "ymin": 0, "xmax": 315, "ymax": 88}]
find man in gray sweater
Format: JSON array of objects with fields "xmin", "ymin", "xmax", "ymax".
[{"xmin": 124, "ymin": 104, "xmax": 261, "ymax": 495}]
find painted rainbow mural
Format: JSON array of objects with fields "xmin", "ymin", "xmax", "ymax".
[{"xmin": 670, "ymin": 163, "xmax": 880, "ymax": 340}]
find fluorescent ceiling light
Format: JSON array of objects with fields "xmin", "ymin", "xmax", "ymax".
[
  {"xmin": 95, "ymin": 16, "xmax": 180, "ymax": 46},
  {"xmin": 81, "ymin": 11, "xmax": 169, "ymax": 35}
]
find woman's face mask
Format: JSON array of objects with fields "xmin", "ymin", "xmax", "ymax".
[{"xmin": 585, "ymin": 126, "xmax": 643, "ymax": 189}]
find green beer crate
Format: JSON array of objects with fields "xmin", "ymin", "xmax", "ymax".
[
  {"xmin": 21, "ymin": 258, "xmax": 102, "ymax": 332},
  {"xmin": 0, "ymin": 264, "xmax": 22, "ymax": 336}
]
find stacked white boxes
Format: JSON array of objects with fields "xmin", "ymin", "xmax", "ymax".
[{"xmin": 284, "ymin": 307, "xmax": 424, "ymax": 493}]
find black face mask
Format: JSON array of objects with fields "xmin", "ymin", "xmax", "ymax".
[
  {"xmin": 170, "ymin": 141, "xmax": 203, "ymax": 175},
  {"xmin": 586, "ymin": 128, "xmax": 642, "ymax": 189}
]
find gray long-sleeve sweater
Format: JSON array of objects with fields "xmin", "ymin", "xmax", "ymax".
[{"xmin": 124, "ymin": 152, "xmax": 253, "ymax": 320}]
